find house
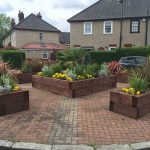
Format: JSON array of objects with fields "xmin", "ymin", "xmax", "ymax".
[
  {"xmin": 3, "ymin": 11, "xmax": 64, "ymax": 59},
  {"xmin": 59, "ymin": 32, "xmax": 70, "ymax": 47},
  {"xmin": 68, "ymin": 0, "xmax": 150, "ymax": 50}
]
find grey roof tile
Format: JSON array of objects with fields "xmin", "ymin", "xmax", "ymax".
[
  {"xmin": 15, "ymin": 13, "xmax": 60, "ymax": 32},
  {"xmin": 68, "ymin": 0, "xmax": 150, "ymax": 22}
]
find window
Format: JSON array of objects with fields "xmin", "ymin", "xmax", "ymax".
[
  {"xmin": 104, "ymin": 21, "xmax": 113, "ymax": 34},
  {"xmin": 84, "ymin": 22, "xmax": 92, "ymax": 35},
  {"xmin": 130, "ymin": 20, "xmax": 140, "ymax": 33},
  {"xmin": 42, "ymin": 51, "xmax": 48, "ymax": 59},
  {"xmin": 39, "ymin": 32, "xmax": 44, "ymax": 42},
  {"xmin": 109, "ymin": 47, "xmax": 116, "ymax": 51}
]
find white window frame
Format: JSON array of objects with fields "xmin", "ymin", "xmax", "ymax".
[
  {"xmin": 42, "ymin": 51, "xmax": 48, "ymax": 59},
  {"xmin": 103, "ymin": 21, "xmax": 113, "ymax": 34},
  {"xmin": 109, "ymin": 46, "xmax": 116, "ymax": 51},
  {"xmin": 84, "ymin": 22, "xmax": 92, "ymax": 35},
  {"xmin": 39, "ymin": 32, "xmax": 44, "ymax": 42}
]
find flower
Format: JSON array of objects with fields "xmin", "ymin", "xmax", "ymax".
[
  {"xmin": 137, "ymin": 91, "xmax": 141, "ymax": 95},
  {"xmin": 37, "ymin": 72, "xmax": 43, "ymax": 76},
  {"xmin": 12, "ymin": 85, "xmax": 21, "ymax": 91}
]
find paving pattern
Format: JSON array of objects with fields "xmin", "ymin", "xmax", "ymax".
[{"xmin": 0, "ymin": 83, "xmax": 150, "ymax": 145}]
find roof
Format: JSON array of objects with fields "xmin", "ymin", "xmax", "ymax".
[
  {"xmin": 68, "ymin": 0, "xmax": 150, "ymax": 22},
  {"xmin": 3, "ymin": 13, "xmax": 60, "ymax": 39},
  {"xmin": 59, "ymin": 32, "xmax": 70, "ymax": 44},
  {"xmin": 22, "ymin": 43, "xmax": 65, "ymax": 50}
]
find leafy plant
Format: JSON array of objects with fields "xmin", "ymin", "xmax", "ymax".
[
  {"xmin": 74, "ymin": 64, "xmax": 84, "ymax": 76},
  {"xmin": 57, "ymin": 48, "xmax": 89, "ymax": 67},
  {"xmin": 42, "ymin": 66, "xmax": 53, "ymax": 77},
  {"xmin": 84, "ymin": 63, "xmax": 100, "ymax": 77},
  {"xmin": 51, "ymin": 63, "xmax": 62, "ymax": 74},
  {"xmin": 129, "ymin": 72, "xmax": 148, "ymax": 93},
  {"xmin": 98, "ymin": 63, "xmax": 110, "ymax": 77},
  {"xmin": 107, "ymin": 61, "xmax": 121, "ymax": 74},
  {"xmin": 0, "ymin": 74, "xmax": 16, "ymax": 94},
  {"xmin": 21, "ymin": 61, "xmax": 32, "ymax": 73}
]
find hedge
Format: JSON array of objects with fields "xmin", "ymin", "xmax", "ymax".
[
  {"xmin": 90, "ymin": 47, "xmax": 150, "ymax": 64},
  {"xmin": 0, "ymin": 50, "xmax": 25, "ymax": 68}
]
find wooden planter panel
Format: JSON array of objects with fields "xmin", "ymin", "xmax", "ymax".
[
  {"xmin": 110, "ymin": 90, "xmax": 150, "ymax": 119},
  {"xmin": 0, "ymin": 91, "xmax": 29, "ymax": 116},
  {"xmin": 17, "ymin": 73, "xmax": 35, "ymax": 84},
  {"xmin": 117, "ymin": 72, "xmax": 128, "ymax": 83},
  {"xmin": 32, "ymin": 75, "xmax": 117, "ymax": 98}
]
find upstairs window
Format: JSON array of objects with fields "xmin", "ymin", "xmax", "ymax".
[
  {"xmin": 84, "ymin": 22, "xmax": 92, "ymax": 35},
  {"xmin": 104, "ymin": 21, "xmax": 113, "ymax": 34},
  {"xmin": 39, "ymin": 32, "xmax": 44, "ymax": 42},
  {"xmin": 130, "ymin": 20, "xmax": 140, "ymax": 33}
]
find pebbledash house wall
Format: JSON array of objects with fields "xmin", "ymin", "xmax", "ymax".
[
  {"xmin": 20, "ymin": 49, "xmax": 53, "ymax": 59},
  {"xmin": 70, "ymin": 19, "xmax": 150, "ymax": 50},
  {"xmin": 3, "ymin": 30, "xmax": 60, "ymax": 49}
]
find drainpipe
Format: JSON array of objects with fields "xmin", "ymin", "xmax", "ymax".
[{"xmin": 145, "ymin": 9, "xmax": 149, "ymax": 47}]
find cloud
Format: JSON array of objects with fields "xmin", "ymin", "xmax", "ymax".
[
  {"xmin": 22, "ymin": 0, "xmax": 34, "ymax": 2},
  {"xmin": 0, "ymin": 2, "xmax": 14, "ymax": 13},
  {"xmin": 53, "ymin": 0, "xmax": 85, "ymax": 9}
]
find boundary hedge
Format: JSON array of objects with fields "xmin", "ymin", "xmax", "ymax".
[
  {"xmin": 0, "ymin": 50, "xmax": 25, "ymax": 68},
  {"xmin": 90, "ymin": 47, "xmax": 150, "ymax": 64}
]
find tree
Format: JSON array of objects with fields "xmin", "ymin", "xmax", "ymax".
[{"xmin": 0, "ymin": 13, "xmax": 11, "ymax": 48}]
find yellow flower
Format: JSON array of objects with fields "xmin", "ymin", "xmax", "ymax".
[
  {"xmin": 37, "ymin": 72, "xmax": 43, "ymax": 76},
  {"xmin": 137, "ymin": 91, "xmax": 140, "ymax": 95},
  {"xmin": 13, "ymin": 85, "xmax": 21, "ymax": 91}
]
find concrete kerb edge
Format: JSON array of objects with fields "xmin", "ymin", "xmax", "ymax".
[{"xmin": 0, "ymin": 140, "xmax": 150, "ymax": 150}]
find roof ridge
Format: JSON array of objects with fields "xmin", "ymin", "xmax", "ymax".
[{"xmin": 67, "ymin": 0, "xmax": 101, "ymax": 22}]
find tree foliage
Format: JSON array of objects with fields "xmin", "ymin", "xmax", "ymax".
[{"xmin": 0, "ymin": 13, "xmax": 11, "ymax": 47}]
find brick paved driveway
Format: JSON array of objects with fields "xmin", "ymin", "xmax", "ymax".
[{"xmin": 0, "ymin": 83, "xmax": 150, "ymax": 145}]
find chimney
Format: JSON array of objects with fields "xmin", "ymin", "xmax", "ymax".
[
  {"xmin": 11, "ymin": 18, "xmax": 15, "ymax": 28},
  {"xmin": 37, "ymin": 12, "xmax": 42, "ymax": 19},
  {"xmin": 18, "ymin": 10, "xmax": 24, "ymax": 23}
]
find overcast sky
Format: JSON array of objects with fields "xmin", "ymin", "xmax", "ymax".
[{"xmin": 0, "ymin": 0, "xmax": 98, "ymax": 32}]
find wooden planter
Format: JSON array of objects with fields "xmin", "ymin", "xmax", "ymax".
[
  {"xmin": 32, "ymin": 75, "xmax": 117, "ymax": 98},
  {"xmin": 17, "ymin": 73, "xmax": 35, "ymax": 84},
  {"xmin": 109, "ymin": 90, "xmax": 150, "ymax": 119},
  {"xmin": 0, "ymin": 91, "xmax": 29, "ymax": 116},
  {"xmin": 117, "ymin": 72, "xmax": 128, "ymax": 83}
]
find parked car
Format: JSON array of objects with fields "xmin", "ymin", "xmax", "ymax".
[{"xmin": 119, "ymin": 56, "xmax": 147, "ymax": 68}]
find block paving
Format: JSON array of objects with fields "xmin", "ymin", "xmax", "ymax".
[{"xmin": 0, "ymin": 83, "xmax": 150, "ymax": 145}]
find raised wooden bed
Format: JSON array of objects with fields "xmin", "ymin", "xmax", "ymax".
[
  {"xmin": 109, "ymin": 90, "xmax": 150, "ymax": 119},
  {"xmin": 32, "ymin": 75, "xmax": 117, "ymax": 98},
  {"xmin": 117, "ymin": 72, "xmax": 128, "ymax": 83},
  {"xmin": 0, "ymin": 91, "xmax": 29, "ymax": 116},
  {"xmin": 17, "ymin": 73, "xmax": 35, "ymax": 84}
]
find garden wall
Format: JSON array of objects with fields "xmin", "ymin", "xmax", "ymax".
[{"xmin": 32, "ymin": 75, "xmax": 117, "ymax": 98}]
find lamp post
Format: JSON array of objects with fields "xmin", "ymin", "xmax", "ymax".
[{"xmin": 118, "ymin": 0, "xmax": 126, "ymax": 51}]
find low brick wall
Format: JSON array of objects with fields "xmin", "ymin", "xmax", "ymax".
[
  {"xmin": 17, "ymin": 73, "xmax": 35, "ymax": 84},
  {"xmin": 109, "ymin": 90, "xmax": 150, "ymax": 119},
  {"xmin": 117, "ymin": 72, "xmax": 128, "ymax": 83},
  {"xmin": 0, "ymin": 91, "xmax": 29, "ymax": 116},
  {"xmin": 32, "ymin": 75, "xmax": 117, "ymax": 98}
]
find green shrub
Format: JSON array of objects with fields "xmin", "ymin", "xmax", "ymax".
[
  {"xmin": 0, "ymin": 50, "xmax": 25, "ymax": 68},
  {"xmin": 42, "ymin": 66, "xmax": 53, "ymax": 77},
  {"xmin": 98, "ymin": 64, "xmax": 110, "ymax": 77},
  {"xmin": 21, "ymin": 62, "xmax": 32, "ymax": 73},
  {"xmin": 84, "ymin": 63, "xmax": 100, "ymax": 77},
  {"xmin": 90, "ymin": 47, "xmax": 150, "ymax": 64},
  {"xmin": 74, "ymin": 64, "xmax": 84, "ymax": 76},
  {"xmin": 51, "ymin": 63, "xmax": 62, "ymax": 74},
  {"xmin": 129, "ymin": 72, "xmax": 148, "ymax": 93}
]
